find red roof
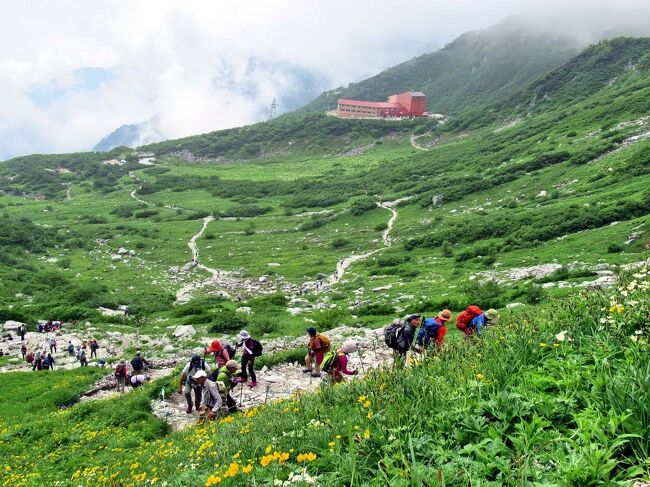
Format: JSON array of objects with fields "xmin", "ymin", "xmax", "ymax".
[{"xmin": 337, "ymin": 99, "xmax": 404, "ymax": 109}]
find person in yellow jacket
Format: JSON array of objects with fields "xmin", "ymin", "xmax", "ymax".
[{"xmin": 302, "ymin": 327, "xmax": 331, "ymax": 377}]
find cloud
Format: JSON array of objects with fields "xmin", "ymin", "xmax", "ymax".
[{"xmin": 1, "ymin": 0, "xmax": 649, "ymax": 159}]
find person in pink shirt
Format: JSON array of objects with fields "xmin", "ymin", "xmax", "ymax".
[{"xmin": 329, "ymin": 341, "xmax": 359, "ymax": 383}]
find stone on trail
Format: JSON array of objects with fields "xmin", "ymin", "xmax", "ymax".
[
  {"xmin": 506, "ymin": 302, "xmax": 524, "ymax": 309},
  {"xmin": 372, "ymin": 285, "xmax": 392, "ymax": 292},
  {"xmin": 236, "ymin": 307, "xmax": 252, "ymax": 314},
  {"xmin": 163, "ymin": 345, "xmax": 175, "ymax": 353},
  {"xmin": 181, "ymin": 261, "xmax": 197, "ymax": 272},
  {"xmin": 173, "ymin": 325, "xmax": 196, "ymax": 339},
  {"xmin": 169, "ymin": 266, "xmax": 180, "ymax": 274},
  {"xmin": 117, "ymin": 247, "xmax": 128, "ymax": 255},
  {"xmin": 111, "ymin": 254, "xmax": 122, "ymax": 262},
  {"xmin": 287, "ymin": 307, "xmax": 304, "ymax": 316}
]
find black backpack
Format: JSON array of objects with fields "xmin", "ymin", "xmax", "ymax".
[
  {"xmin": 223, "ymin": 344, "xmax": 237, "ymax": 360},
  {"xmin": 384, "ymin": 319, "xmax": 406, "ymax": 349},
  {"xmin": 131, "ymin": 357, "xmax": 143, "ymax": 370},
  {"xmin": 251, "ymin": 339, "xmax": 263, "ymax": 357}
]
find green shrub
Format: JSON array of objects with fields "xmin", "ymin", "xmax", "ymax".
[
  {"xmin": 356, "ymin": 303, "xmax": 395, "ymax": 316},
  {"xmin": 209, "ymin": 310, "xmax": 249, "ymax": 333},
  {"xmin": 330, "ymin": 238, "xmax": 349, "ymax": 249},
  {"xmin": 608, "ymin": 243, "xmax": 624, "ymax": 253}
]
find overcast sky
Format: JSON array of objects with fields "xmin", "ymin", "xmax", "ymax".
[{"xmin": 1, "ymin": 0, "xmax": 649, "ymax": 159}]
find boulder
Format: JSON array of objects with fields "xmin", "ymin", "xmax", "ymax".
[
  {"xmin": 163, "ymin": 345, "xmax": 176, "ymax": 353},
  {"xmin": 287, "ymin": 308, "xmax": 304, "ymax": 316},
  {"xmin": 236, "ymin": 307, "xmax": 252, "ymax": 315},
  {"xmin": 111, "ymin": 254, "xmax": 122, "ymax": 262},
  {"xmin": 431, "ymin": 194, "xmax": 444, "ymax": 206},
  {"xmin": 181, "ymin": 261, "xmax": 197, "ymax": 272},
  {"xmin": 372, "ymin": 285, "xmax": 392, "ymax": 292},
  {"xmin": 117, "ymin": 247, "xmax": 128, "ymax": 255},
  {"xmin": 129, "ymin": 250, "xmax": 136, "ymax": 256},
  {"xmin": 506, "ymin": 302, "xmax": 524, "ymax": 309},
  {"xmin": 541, "ymin": 282, "xmax": 556, "ymax": 289},
  {"xmin": 258, "ymin": 276, "xmax": 269, "ymax": 283},
  {"xmin": 3, "ymin": 320, "xmax": 25, "ymax": 332},
  {"xmin": 169, "ymin": 266, "xmax": 180, "ymax": 274},
  {"xmin": 173, "ymin": 325, "xmax": 196, "ymax": 339}
]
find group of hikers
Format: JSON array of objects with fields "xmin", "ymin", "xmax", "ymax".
[
  {"xmin": 171, "ymin": 304, "xmax": 499, "ymax": 421},
  {"xmin": 23, "ymin": 336, "xmax": 101, "ymax": 370},
  {"xmin": 113, "ymin": 351, "xmax": 152, "ymax": 392}
]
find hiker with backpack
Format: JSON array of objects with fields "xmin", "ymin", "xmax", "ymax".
[
  {"xmin": 67, "ymin": 341, "xmax": 74, "ymax": 355},
  {"xmin": 89, "ymin": 339, "xmax": 99, "ymax": 359},
  {"xmin": 21, "ymin": 344, "xmax": 27, "ymax": 359},
  {"xmin": 236, "ymin": 330, "xmax": 262, "ymax": 388},
  {"xmin": 456, "ymin": 306, "xmax": 483, "ymax": 336},
  {"xmin": 193, "ymin": 370, "xmax": 225, "ymax": 420},
  {"xmin": 43, "ymin": 353, "xmax": 55, "ymax": 370},
  {"xmin": 130, "ymin": 374, "xmax": 148, "ymax": 388},
  {"xmin": 131, "ymin": 351, "xmax": 149, "ymax": 374},
  {"xmin": 79, "ymin": 350, "xmax": 88, "ymax": 367},
  {"xmin": 32, "ymin": 351, "xmax": 43, "ymax": 371},
  {"xmin": 416, "ymin": 310, "xmax": 452, "ymax": 351},
  {"xmin": 115, "ymin": 359, "xmax": 128, "ymax": 393},
  {"xmin": 205, "ymin": 339, "xmax": 234, "ymax": 367},
  {"xmin": 469, "ymin": 309, "xmax": 500, "ymax": 334},
  {"xmin": 303, "ymin": 327, "xmax": 331, "ymax": 378},
  {"xmin": 323, "ymin": 341, "xmax": 359, "ymax": 383},
  {"xmin": 385, "ymin": 314, "xmax": 421, "ymax": 367},
  {"xmin": 178, "ymin": 354, "xmax": 213, "ymax": 414},
  {"xmin": 213, "ymin": 360, "xmax": 240, "ymax": 413}
]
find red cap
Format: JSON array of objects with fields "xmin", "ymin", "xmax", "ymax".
[{"xmin": 205, "ymin": 339, "xmax": 222, "ymax": 353}]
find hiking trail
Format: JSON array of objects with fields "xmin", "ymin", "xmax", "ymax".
[{"xmin": 410, "ymin": 133, "xmax": 431, "ymax": 151}]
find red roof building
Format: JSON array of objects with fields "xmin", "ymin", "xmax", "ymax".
[{"xmin": 336, "ymin": 92, "xmax": 426, "ymax": 119}]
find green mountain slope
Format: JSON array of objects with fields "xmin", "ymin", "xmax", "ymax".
[{"xmin": 301, "ymin": 19, "xmax": 581, "ymax": 114}]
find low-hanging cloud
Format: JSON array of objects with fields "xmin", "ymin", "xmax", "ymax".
[{"xmin": 1, "ymin": 0, "xmax": 650, "ymax": 160}]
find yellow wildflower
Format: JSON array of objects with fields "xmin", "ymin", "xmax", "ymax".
[
  {"xmin": 205, "ymin": 474, "xmax": 221, "ymax": 486},
  {"xmin": 243, "ymin": 465, "xmax": 253, "ymax": 474},
  {"xmin": 328, "ymin": 441, "xmax": 336, "ymax": 447},
  {"xmin": 476, "ymin": 373, "xmax": 484, "ymax": 381}
]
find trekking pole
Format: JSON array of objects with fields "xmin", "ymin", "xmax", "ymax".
[
  {"xmin": 372, "ymin": 335, "xmax": 378, "ymax": 359},
  {"xmin": 264, "ymin": 385, "xmax": 270, "ymax": 405},
  {"xmin": 239, "ymin": 382, "xmax": 244, "ymax": 407},
  {"xmin": 357, "ymin": 347, "xmax": 367, "ymax": 375}
]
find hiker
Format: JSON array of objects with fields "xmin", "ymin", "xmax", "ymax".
[
  {"xmin": 193, "ymin": 370, "xmax": 223, "ymax": 420},
  {"xmin": 325, "ymin": 341, "xmax": 359, "ymax": 383},
  {"xmin": 67, "ymin": 341, "xmax": 74, "ymax": 355},
  {"xmin": 456, "ymin": 306, "xmax": 483, "ymax": 336},
  {"xmin": 32, "ymin": 351, "xmax": 42, "ymax": 371},
  {"xmin": 204, "ymin": 339, "xmax": 233, "ymax": 367},
  {"xmin": 214, "ymin": 360, "xmax": 239, "ymax": 413},
  {"xmin": 38, "ymin": 323, "xmax": 45, "ymax": 333},
  {"xmin": 130, "ymin": 374, "xmax": 148, "ymax": 388},
  {"xmin": 469, "ymin": 309, "xmax": 500, "ymax": 335},
  {"xmin": 26, "ymin": 350, "xmax": 34, "ymax": 364},
  {"xmin": 385, "ymin": 314, "xmax": 421, "ymax": 367},
  {"xmin": 81, "ymin": 339, "xmax": 87, "ymax": 352},
  {"xmin": 19, "ymin": 324, "xmax": 26, "ymax": 341},
  {"xmin": 47, "ymin": 335, "xmax": 57, "ymax": 354},
  {"xmin": 0, "ymin": 349, "xmax": 3, "ymax": 357},
  {"xmin": 130, "ymin": 351, "xmax": 149, "ymax": 374},
  {"xmin": 178, "ymin": 354, "xmax": 213, "ymax": 414},
  {"xmin": 21, "ymin": 344, "xmax": 27, "ymax": 359},
  {"xmin": 114, "ymin": 359, "xmax": 128, "ymax": 393},
  {"xmin": 416, "ymin": 310, "xmax": 452, "ymax": 351},
  {"xmin": 89, "ymin": 339, "xmax": 99, "ymax": 359},
  {"xmin": 79, "ymin": 350, "xmax": 88, "ymax": 367},
  {"xmin": 43, "ymin": 353, "xmax": 55, "ymax": 370},
  {"xmin": 303, "ymin": 327, "xmax": 331, "ymax": 377},
  {"xmin": 236, "ymin": 330, "xmax": 261, "ymax": 388}
]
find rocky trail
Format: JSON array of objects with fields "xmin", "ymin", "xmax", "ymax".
[{"xmin": 151, "ymin": 325, "xmax": 394, "ymax": 431}]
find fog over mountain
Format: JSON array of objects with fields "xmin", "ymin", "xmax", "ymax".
[{"xmin": 1, "ymin": 0, "xmax": 650, "ymax": 159}]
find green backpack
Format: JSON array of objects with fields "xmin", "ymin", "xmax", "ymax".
[{"xmin": 320, "ymin": 351, "xmax": 339, "ymax": 373}]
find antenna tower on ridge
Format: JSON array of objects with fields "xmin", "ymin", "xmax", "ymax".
[{"xmin": 269, "ymin": 98, "xmax": 277, "ymax": 121}]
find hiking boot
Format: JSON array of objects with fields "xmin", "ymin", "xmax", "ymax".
[
  {"xmin": 185, "ymin": 405, "xmax": 193, "ymax": 414},
  {"xmin": 302, "ymin": 368, "xmax": 312, "ymax": 373},
  {"xmin": 310, "ymin": 372, "xmax": 321, "ymax": 378},
  {"xmin": 247, "ymin": 381, "xmax": 257, "ymax": 388}
]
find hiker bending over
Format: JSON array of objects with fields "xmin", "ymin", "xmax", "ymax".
[
  {"xmin": 325, "ymin": 341, "xmax": 358, "ymax": 383},
  {"xmin": 236, "ymin": 330, "xmax": 262, "ymax": 388},
  {"xmin": 456, "ymin": 306, "xmax": 483, "ymax": 336},
  {"xmin": 214, "ymin": 360, "xmax": 239, "ymax": 413},
  {"xmin": 469, "ymin": 309, "xmax": 500, "ymax": 335},
  {"xmin": 303, "ymin": 327, "xmax": 331, "ymax": 377},
  {"xmin": 179, "ymin": 354, "xmax": 212, "ymax": 414},
  {"xmin": 43, "ymin": 353, "xmax": 55, "ymax": 370},
  {"xmin": 416, "ymin": 310, "xmax": 452, "ymax": 351},
  {"xmin": 193, "ymin": 371, "xmax": 223, "ymax": 420},
  {"xmin": 130, "ymin": 374, "xmax": 148, "ymax": 388},
  {"xmin": 385, "ymin": 314, "xmax": 421, "ymax": 367},
  {"xmin": 115, "ymin": 359, "xmax": 128, "ymax": 393},
  {"xmin": 205, "ymin": 339, "xmax": 233, "ymax": 367},
  {"xmin": 79, "ymin": 350, "xmax": 88, "ymax": 367}
]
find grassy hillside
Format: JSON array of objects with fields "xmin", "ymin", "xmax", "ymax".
[
  {"xmin": 1, "ymin": 276, "xmax": 648, "ymax": 485},
  {"xmin": 301, "ymin": 19, "xmax": 580, "ymax": 115}
]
